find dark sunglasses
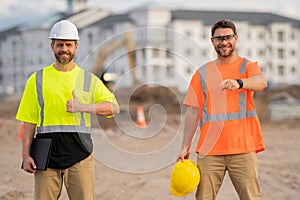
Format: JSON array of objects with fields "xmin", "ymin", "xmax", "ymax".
[{"xmin": 212, "ymin": 34, "xmax": 235, "ymax": 42}]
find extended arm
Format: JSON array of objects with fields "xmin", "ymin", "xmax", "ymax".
[
  {"xmin": 220, "ymin": 74, "xmax": 267, "ymax": 91},
  {"xmin": 66, "ymin": 90, "xmax": 120, "ymax": 116},
  {"xmin": 240, "ymin": 74, "xmax": 267, "ymax": 91},
  {"xmin": 177, "ymin": 106, "xmax": 199, "ymax": 161},
  {"xmin": 22, "ymin": 122, "xmax": 37, "ymax": 173}
]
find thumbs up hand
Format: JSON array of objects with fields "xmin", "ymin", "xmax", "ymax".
[{"xmin": 66, "ymin": 90, "xmax": 82, "ymax": 113}]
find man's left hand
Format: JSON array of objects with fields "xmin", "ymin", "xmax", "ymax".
[{"xmin": 66, "ymin": 90, "xmax": 81, "ymax": 113}]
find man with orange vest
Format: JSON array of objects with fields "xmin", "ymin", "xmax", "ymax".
[
  {"xmin": 178, "ymin": 19, "xmax": 267, "ymax": 200},
  {"xmin": 16, "ymin": 20, "xmax": 119, "ymax": 200}
]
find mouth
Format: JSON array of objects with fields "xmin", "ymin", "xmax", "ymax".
[
  {"xmin": 59, "ymin": 53, "xmax": 70, "ymax": 56},
  {"xmin": 216, "ymin": 44, "xmax": 233, "ymax": 57},
  {"xmin": 219, "ymin": 44, "xmax": 230, "ymax": 49},
  {"xmin": 219, "ymin": 45, "xmax": 231, "ymax": 52}
]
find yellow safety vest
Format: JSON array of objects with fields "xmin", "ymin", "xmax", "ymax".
[{"xmin": 35, "ymin": 67, "xmax": 93, "ymax": 134}]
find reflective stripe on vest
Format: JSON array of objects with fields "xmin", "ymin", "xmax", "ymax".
[
  {"xmin": 36, "ymin": 69, "xmax": 92, "ymax": 134},
  {"xmin": 199, "ymin": 58, "xmax": 257, "ymax": 127}
]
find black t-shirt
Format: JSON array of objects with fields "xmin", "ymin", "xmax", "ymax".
[{"xmin": 36, "ymin": 132, "xmax": 93, "ymax": 169}]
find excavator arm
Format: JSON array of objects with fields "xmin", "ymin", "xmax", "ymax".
[
  {"xmin": 92, "ymin": 31, "xmax": 138, "ymax": 89},
  {"xmin": 93, "ymin": 39, "xmax": 125, "ymax": 76}
]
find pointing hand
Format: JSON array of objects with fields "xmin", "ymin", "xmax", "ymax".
[{"xmin": 220, "ymin": 79, "xmax": 239, "ymax": 91}]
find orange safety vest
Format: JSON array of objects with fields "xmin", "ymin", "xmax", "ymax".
[{"xmin": 194, "ymin": 58, "xmax": 265, "ymax": 155}]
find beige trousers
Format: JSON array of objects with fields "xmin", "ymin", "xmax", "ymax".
[
  {"xmin": 34, "ymin": 155, "xmax": 95, "ymax": 200},
  {"xmin": 196, "ymin": 152, "xmax": 260, "ymax": 200}
]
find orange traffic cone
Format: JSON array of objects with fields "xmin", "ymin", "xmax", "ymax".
[
  {"xmin": 18, "ymin": 122, "xmax": 24, "ymax": 141},
  {"xmin": 0, "ymin": 118, "xmax": 4, "ymax": 127},
  {"xmin": 136, "ymin": 106, "xmax": 146, "ymax": 128}
]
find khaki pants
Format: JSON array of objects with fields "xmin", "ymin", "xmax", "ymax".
[
  {"xmin": 196, "ymin": 152, "xmax": 260, "ymax": 200},
  {"xmin": 34, "ymin": 155, "xmax": 95, "ymax": 200}
]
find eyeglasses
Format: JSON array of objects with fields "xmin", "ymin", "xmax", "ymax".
[{"xmin": 212, "ymin": 34, "xmax": 235, "ymax": 42}]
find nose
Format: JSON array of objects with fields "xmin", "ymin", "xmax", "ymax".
[
  {"xmin": 220, "ymin": 39, "xmax": 228, "ymax": 44},
  {"xmin": 60, "ymin": 44, "xmax": 69, "ymax": 53},
  {"xmin": 61, "ymin": 44, "xmax": 68, "ymax": 50}
]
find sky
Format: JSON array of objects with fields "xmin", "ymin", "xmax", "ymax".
[{"xmin": 1, "ymin": 0, "xmax": 300, "ymax": 30}]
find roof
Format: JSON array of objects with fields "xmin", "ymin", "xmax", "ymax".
[
  {"xmin": 86, "ymin": 13, "xmax": 131, "ymax": 29},
  {"xmin": 2, "ymin": 7, "xmax": 300, "ymax": 35},
  {"xmin": 171, "ymin": 10, "xmax": 300, "ymax": 27},
  {"xmin": 0, "ymin": 8, "xmax": 111, "ymax": 34},
  {"xmin": 0, "ymin": 27, "xmax": 21, "ymax": 41},
  {"xmin": 66, "ymin": 8, "xmax": 111, "ymax": 29},
  {"xmin": 86, "ymin": 8, "xmax": 300, "ymax": 31}
]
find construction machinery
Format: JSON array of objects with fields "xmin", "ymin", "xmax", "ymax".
[{"xmin": 92, "ymin": 31, "xmax": 138, "ymax": 90}]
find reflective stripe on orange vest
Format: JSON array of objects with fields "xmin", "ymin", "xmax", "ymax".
[
  {"xmin": 198, "ymin": 58, "xmax": 257, "ymax": 127},
  {"xmin": 36, "ymin": 69, "xmax": 92, "ymax": 134}
]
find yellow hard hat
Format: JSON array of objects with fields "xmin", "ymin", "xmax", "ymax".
[{"xmin": 170, "ymin": 159, "xmax": 200, "ymax": 196}]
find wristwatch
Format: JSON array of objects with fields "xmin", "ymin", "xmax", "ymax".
[{"xmin": 236, "ymin": 79, "xmax": 243, "ymax": 89}]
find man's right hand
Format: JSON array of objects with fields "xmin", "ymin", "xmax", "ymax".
[
  {"xmin": 177, "ymin": 147, "xmax": 190, "ymax": 162},
  {"xmin": 22, "ymin": 156, "xmax": 37, "ymax": 173}
]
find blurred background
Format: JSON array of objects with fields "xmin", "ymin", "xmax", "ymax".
[
  {"xmin": 0, "ymin": 0, "xmax": 299, "ymax": 199},
  {"xmin": 1, "ymin": 0, "xmax": 300, "ymax": 121}
]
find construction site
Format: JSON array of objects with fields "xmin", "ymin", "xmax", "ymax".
[
  {"xmin": 0, "ymin": 83, "xmax": 300, "ymax": 199},
  {"xmin": 0, "ymin": 0, "xmax": 300, "ymax": 199}
]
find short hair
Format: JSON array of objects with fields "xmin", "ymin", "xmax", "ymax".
[{"xmin": 211, "ymin": 20, "xmax": 237, "ymax": 36}]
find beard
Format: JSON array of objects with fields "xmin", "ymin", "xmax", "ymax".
[
  {"xmin": 215, "ymin": 44, "xmax": 234, "ymax": 58},
  {"xmin": 54, "ymin": 51, "xmax": 75, "ymax": 65}
]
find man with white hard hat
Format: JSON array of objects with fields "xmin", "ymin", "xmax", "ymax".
[{"xmin": 16, "ymin": 19, "xmax": 119, "ymax": 200}]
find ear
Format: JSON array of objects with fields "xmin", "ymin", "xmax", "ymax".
[
  {"xmin": 50, "ymin": 41, "xmax": 54, "ymax": 50},
  {"xmin": 235, "ymin": 34, "xmax": 238, "ymax": 41},
  {"xmin": 75, "ymin": 42, "xmax": 79, "ymax": 50},
  {"xmin": 210, "ymin": 37, "xmax": 214, "ymax": 44}
]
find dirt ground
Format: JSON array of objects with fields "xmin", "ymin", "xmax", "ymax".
[{"xmin": 0, "ymin": 86, "xmax": 300, "ymax": 199}]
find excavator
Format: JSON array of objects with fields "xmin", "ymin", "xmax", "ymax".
[{"xmin": 92, "ymin": 31, "xmax": 138, "ymax": 91}]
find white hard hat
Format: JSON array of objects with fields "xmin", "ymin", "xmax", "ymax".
[{"xmin": 49, "ymin": 20, "xmax": 79, "ymax": 40}]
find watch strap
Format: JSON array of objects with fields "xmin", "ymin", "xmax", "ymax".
[{"xmin": 236, "ymin": 79, "xmax": 243, "ymax": 89}]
